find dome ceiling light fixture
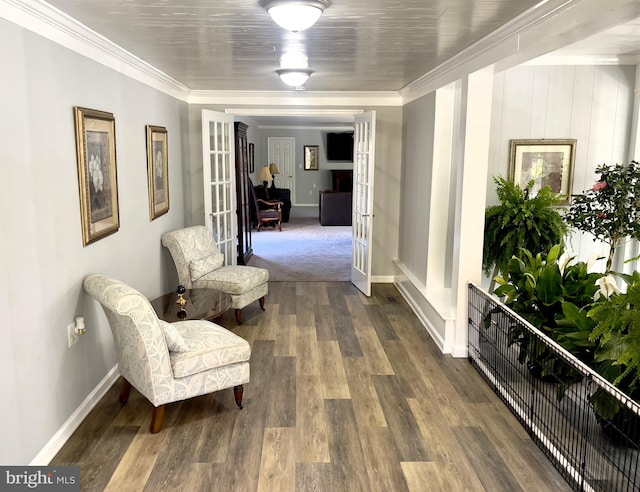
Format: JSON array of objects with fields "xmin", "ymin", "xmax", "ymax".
[
  {"xmin": 276, "ymin": 68, "xmax": 313, "ymax": 87},
  {"xmin": 263, "ymin": 0, "xmax": 330, "ymax": 32}
]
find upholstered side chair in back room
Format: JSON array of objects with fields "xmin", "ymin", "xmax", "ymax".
[
  {"xmin": 248, "ymin": 177, "xmax": 283, "ymax": 231},
  {"xmin": 161, "ymin": 225, "xmax": 269, "ymax": 324},
  {"xmin": 83, "ymin": 274, "xmax": 251, "ymax": 433}
]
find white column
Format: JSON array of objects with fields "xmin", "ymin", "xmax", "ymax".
[{"xmin": 450, "ymin": 67, "xmax": 495, "ymax": 357}]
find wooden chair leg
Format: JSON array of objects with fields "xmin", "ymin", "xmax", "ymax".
[
  {"xmin": 150, "ymin": 405, "xmax": 165, "ymax": 434},
  {"xmin": 119, "ymin": 378, "xmax": 132, "ymax": 403},
  {"xmin": 234, "ymin": 385, "xmax": 244, "ymax": 409},
  {"xmin": 235, "ymin": 309, "xmax": 243, "ymax": 325},
  {"xmin": 259, "ymin": 296, "xmax": 266, "ymax": 311}
]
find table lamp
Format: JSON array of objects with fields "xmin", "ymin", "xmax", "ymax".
[
  {"xmin": 268, "ymin": 163, "xmax": 280, "ymax": 189},
  {"xmin": 258, "ymin": 166, "xmax": 272, "ymax": 187}
]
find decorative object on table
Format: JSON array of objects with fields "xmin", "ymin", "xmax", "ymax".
[
  {"xmin": 248, "ymin": 143, "xmax": 255, "ymax": 173},
  {"xmin": 146, "ymin": 125, "xmax": 169, "ymax": 220},
  {"xmin": 176, "ymin": 284, "xmax": 187, "ymax": 308},
  {"xmin": 73, "ymin": 106, "xmax": 119, "ymax": 246},
  {"xmin": 509, "ymin": 139, "xmax": 576, "ymax": 205},
  {"xmin": 151, "ymin": 288, "xmax": 232, "ymax": 324},
  {"xmin": 268, "ymin": 162, "xmax": 280, "ymax": 188},
  {"xmin": 258, "ymin": 165, "xmax": 272, "ymax": 187},
  {"xmin": 304, "ymin": 145, "xmax": 319, "ymax": 170}
]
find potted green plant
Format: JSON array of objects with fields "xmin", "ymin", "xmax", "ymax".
[
  {"xmin": 565, "ymin": 161, "xmax": 640, "ymax": 272},
  {"xmin": 483, "ymin": 177, "xmax": 568, "ymax": 292},
  {"xmin": 586, "ymin": 272, "xmax": 640, "ymax": 445},
  {"xmin": 493, "ymin": 245, "xmax": 605, "ymax": 390}
]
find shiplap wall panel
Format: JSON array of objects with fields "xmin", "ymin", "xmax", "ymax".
[
  {"xmin": 530, "ymin": 66, "xmax": 550, "ymax": 136},
  {"xmin": 545, "ymin": 68, "xmax": 575, "ymax": 137},
  {"xmin": 488, "ymin": 64, "xmax": 635, "ymax": 270}
]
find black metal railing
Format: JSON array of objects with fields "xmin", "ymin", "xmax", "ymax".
[{"xmin": 468, "ymin": 283, "xmax": 640, "ymax": 491}]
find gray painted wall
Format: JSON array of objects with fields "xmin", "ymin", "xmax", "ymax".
[
  {"xmin": 257, "ymin": 127, "xmax": 353, "ymax": 205},
  {"xmin": 399, "ymin": 94, "xmax": 436, "ymax": 283},
  {"xmin": 0, "ymin": 19, "xmax": 190, "ymax": 464}
]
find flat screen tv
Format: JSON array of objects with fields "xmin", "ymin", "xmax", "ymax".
[{"xmin": 326, "ymin": 132, "xmax": 354, "ymax": 162}]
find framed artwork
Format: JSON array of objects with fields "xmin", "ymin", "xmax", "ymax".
[
  {"xmin": 146, "ymin": 125, "xmax": 169, "ymax": 220},
  {"xmin": 249, "ymin": 143, "xmax": 255, "ymax": 173},
  {"xmin": 74, "ymin": 106, "xmax": 119, "ymax": 246},
  {"xmin": 509, "ymin": 138, "xmax": 577, "ymax": 205},
  {"xmin": 304, "ymin": 145, "xmax": 319, "ymax": 170}
]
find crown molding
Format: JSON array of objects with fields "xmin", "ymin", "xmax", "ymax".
[
  {"xmin": 1, "ymin": 0, "xmax": 191, "ymax": 101},
  {"xmin": 188, "ymin": 90, "xmax": 402, "ymax": 106},
  {"xmin": 400, "ymin": 0, "xmax": 640, "ymax": 104},
  {"xmin": 524, "ymin": 54, "xmax": 640, "ymax": 66},
  {"xmin": 226, "ymin": 108, "xmax": 363, "ymax": 117}
]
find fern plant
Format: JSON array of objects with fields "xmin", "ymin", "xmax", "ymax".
[{"xmin": 483, "ymin": 177, "xmax": 568, "ymax": 291}]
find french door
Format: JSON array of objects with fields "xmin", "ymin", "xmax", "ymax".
[
  {"xmin": 201, "ymin": 109, "xmax": 237, "ymax": 266},
  {"xmin": 351, "ymin": 111, "xmax": 376, "ymax": 296}
]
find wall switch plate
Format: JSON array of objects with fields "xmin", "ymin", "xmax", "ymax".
[{"xmin": 68, "ymin": 322, "xmax": 79, "ymax": 347}]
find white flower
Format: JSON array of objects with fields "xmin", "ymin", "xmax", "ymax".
[
  {"xmin": 558, "ymin": 251, "xmax": 574, "ymax": 275},
  {"xmin": 587, "ymin": 252, "xmax": 605, "ymax": 271},
  {"xmin": 594, "ymin": 275, "xmax": 621, "ymax": 301}
]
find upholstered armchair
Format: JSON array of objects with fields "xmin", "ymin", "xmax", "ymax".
[
  {"xmin": 249, "ymin": 179, "xmax": 283, "ymax": 231},
  {"xmin": 161, "ymin": 225, "xmax": 269, "ymax": 324},
  {"xmin": 83, "ymin": 274, "xmax": 250, "ymax": 433}
]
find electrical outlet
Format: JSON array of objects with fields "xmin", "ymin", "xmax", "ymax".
[{"xmin": 68, "ymin": 322, "xmax": 79, "ymax": 348}]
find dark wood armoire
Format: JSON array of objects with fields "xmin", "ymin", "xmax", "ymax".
[{"xmin": 234, "ymin": 122, "xmax": 252, "ymax": 265}]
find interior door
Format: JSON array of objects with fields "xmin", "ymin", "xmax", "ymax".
[
  {"xmin": 268, "ymin": 137, "xmax": 295, "ymax": 194},
  {"xmin": 351, "ymin": 111, "xmax": 376, "ymax": 296},
  {"xmin": 201, "ymin": 109, "xmax": 237, "ymax": 266}
]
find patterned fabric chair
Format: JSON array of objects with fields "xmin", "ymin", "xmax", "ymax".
[
  {"xmin": 83, "ymin": 274, "xmax": 250, "ymax": 433},
  {"xmin": 162, "ymin": 225, "xmax": 269, "ymax": 324}
]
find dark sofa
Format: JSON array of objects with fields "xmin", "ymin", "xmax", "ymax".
[{"xmin": 319, "ymin": 191, "xmax": 352, "ymax": 226}]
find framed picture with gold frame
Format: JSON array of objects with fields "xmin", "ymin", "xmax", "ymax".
[
  {"xmin": 509, "ymin": 138, "xmax": 576, "ymax": 205},
  {"xmin": 74, "ymin": 106, "xmax": 119, "ymax": 246},
  {"xmin": 304, "ymin": 145, "xmax": 319, "ymax": 170},
  {"xmin": 146, "ymin": 125, "xmax": 169, "ymax": 220}
]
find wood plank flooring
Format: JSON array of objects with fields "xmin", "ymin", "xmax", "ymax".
[{"xmin": 51, "ymin": 282, "xmax": 570, "ymax": 491}]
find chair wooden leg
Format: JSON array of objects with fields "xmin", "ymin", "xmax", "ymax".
[
  {"xmin": 150, "ymin": 405, "xmax": 165, "ymax": 434},
  {"xmin": 234, "ymin": 385, "xmax": 244, "ymax": 409},
  {"xmin": 259, "ymin": 296, "xmax": 266, "ymax": 311},
  {"xmin": 119, "ymin": 378, "xmax": 132, "ymax": 403},
  {"xmin": 235, "ymin": 309, "xmax": 242, "ymax": 325}
]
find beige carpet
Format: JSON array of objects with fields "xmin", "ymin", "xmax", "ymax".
[{"xmin": 248, "ymin": 213, "xmax": 352, "ymax": 281}]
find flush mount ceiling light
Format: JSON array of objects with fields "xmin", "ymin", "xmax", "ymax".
[
  {"xmin": 264, "ymin": 0, "xmax": 329, "ymax": 32},
  {"xmin": 276, "ymin": 69, "xmax": 313, "ymax": 87}
]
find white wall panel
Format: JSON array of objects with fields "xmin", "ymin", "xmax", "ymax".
[{"xmin": 487, "ymin": 64, "xmax": 635, "ymax": 270}]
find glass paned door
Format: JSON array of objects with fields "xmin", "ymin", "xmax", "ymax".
[
  {"xmin": 202, "ymin": 110, "xmax": 237, "ymax": 265},
  {"xmin": 351, "ymin": 111, "xmax": 376, "ymax": 296}
]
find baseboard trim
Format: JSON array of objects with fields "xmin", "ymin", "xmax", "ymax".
[
  {"xmin": 394, "ymin": 280, "xmax": 448, "ymax": 353},
  {"xmin": 31, "ymin": 365, "xmax": 119, "ymax": 465},
  {"xmin": 371, "ymin": 275, "xmax": 396, "ymax": 283}
]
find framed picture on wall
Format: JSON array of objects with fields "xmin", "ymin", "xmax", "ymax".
[
  {"xmin": 74, "ymin": 106, "xmax": 120, "ymax": 246},
  {"xmin": 304, "ymin": 145, "xmax": 319, "ymax": 170},
  {"xmin": 509, "ymin": 138, "xmax": 577, "ymax": 205},
  {"xmin": 249, "ymin": 143, "xmax": 255, "ymax": 173},
  {"xmin": 146, "ymin": 125, "xmax": 169, "ymax": 220}
]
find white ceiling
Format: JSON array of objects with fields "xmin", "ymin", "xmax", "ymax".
[{"xmin": 33, "ymin": 0, "xmax": 640, "ymax": 125}]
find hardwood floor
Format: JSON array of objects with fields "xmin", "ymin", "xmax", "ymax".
[{"xmin": 51, "ymin": 282, "xmax": 570, "ymax": 491}]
